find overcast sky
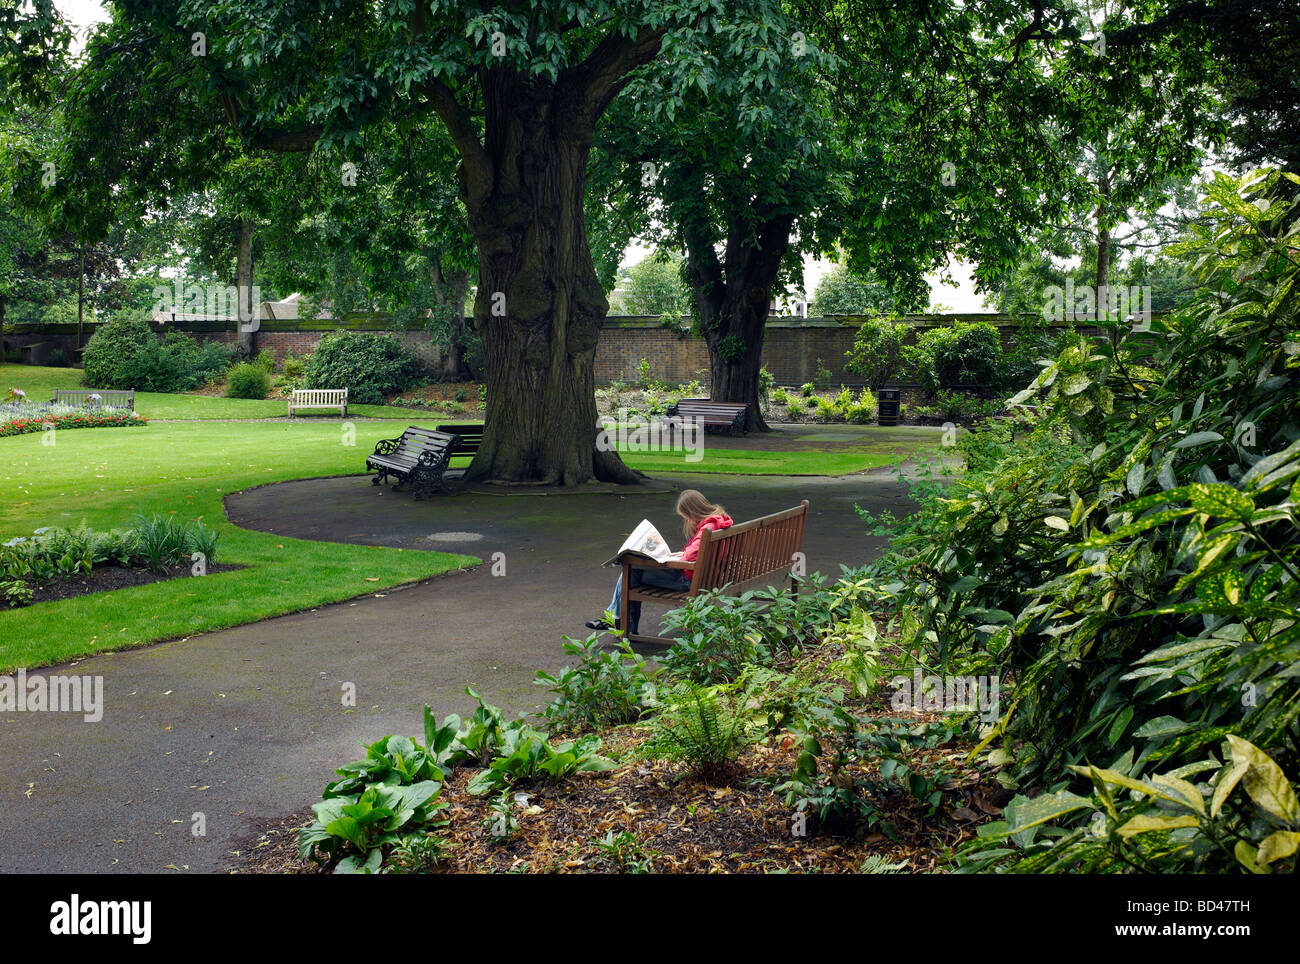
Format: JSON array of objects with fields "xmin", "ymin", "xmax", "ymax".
[{"xmin": 54, "ymin": 0, "xmax": 987, "ymax": 311}]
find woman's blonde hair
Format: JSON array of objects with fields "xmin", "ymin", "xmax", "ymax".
[{"xmin": 676, "ymin": 489, "xmax": 727, "ymax": 538}]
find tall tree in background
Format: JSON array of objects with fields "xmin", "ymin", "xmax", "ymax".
[
  {"xmin": 602, "ymin": 11, "xmax": 842, "ymax": 430},
  {"xmin": 110, "ymin": 0, "xmax": 794, "ymax": 484},
  {"xmin": 607, "ymin": 0, "xmax": 1094, "ymax": 429},
  {"xmin": 617, "ymin": 253, "xmax": 690, "ymax": 316},
  {"xmin": 252, "ymin": 118, "xmax": 480, "ymax": 380},
  {"xmin": 809, "ymin": 264, "xmax": 904, "ymax": 316}
]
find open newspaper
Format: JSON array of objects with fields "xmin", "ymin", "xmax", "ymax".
[{"xmin": 603, "ymin": 519, "xmax": 674, "ymax": 567}]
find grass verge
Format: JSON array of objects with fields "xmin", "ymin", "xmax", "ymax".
[
  {"xmin": 0, "ymin": 421, "xmax": 478, "ymax": 671},
  {"xmin": 1, "ymin": 363, "xmax": 427, "ymax": 420}
]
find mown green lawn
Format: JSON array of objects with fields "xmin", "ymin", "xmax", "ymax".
[
  {"xmin": 618, "ymin": 442, "xmax": 925, "ymax": 475},
  {"xmin": 0, "ymin": 376, "xmax": 933, "ymax": 670},
  {"xmin": 0, "ymin": 421, "xmax": 478, "ymax": 671},
  {"xmin": 1, "ymin": 363, "xmax": 427, "ymax": 420}
]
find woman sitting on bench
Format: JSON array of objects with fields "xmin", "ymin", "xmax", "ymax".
[{"xmin": 586, "ymin": 488, "xmax": 733, "ymax": 634}]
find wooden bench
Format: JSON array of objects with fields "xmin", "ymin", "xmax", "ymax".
[
  {"xmin": 366, "ymin": 426, "xmax": 459, "ymax": 498},
  {"xmin": 620, "ymin": 500, "xmax": 809, "ymax": 646},
  {"xmin": 435, "ymin": 423, "xmax": 484, "ymax": 458},
  {"xmin": 52, "ymin": 389, "xmax": 135, "ymax": 410},
  {"xmin": 288, "ymin": 388, "xmax": 348, "ymax": 417},
  {"xmin": 666, "ymin": 398, "xmax": 749, "ymax": 435}
]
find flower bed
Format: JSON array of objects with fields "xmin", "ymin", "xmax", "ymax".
[{"xmin": 0, "ymin": 405, "xmax": 147, "ymax": 438}]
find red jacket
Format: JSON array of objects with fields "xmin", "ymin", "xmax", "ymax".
[{"xmin": 679, "ymin": 513, "xmax": 733, "ymax": 577}]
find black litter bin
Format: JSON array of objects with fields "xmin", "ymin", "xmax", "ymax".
[{"xmin": 877, "ymin": 388, "xmax": 901, "ymax": 426}]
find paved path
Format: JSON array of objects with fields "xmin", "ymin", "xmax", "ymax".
[{"xmin": 0, "ymin": 466, "xmax": 918, "ymax": 873}]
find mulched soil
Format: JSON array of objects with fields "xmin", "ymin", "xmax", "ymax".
[
  {"xmin": 229, "ymin": 685, "xmax": 1011, "ymax": 875},
  {"xmin": 394, "ymin": 382, "xmax": 484, "ymax": 406},
  {"xmin": 26, "ymin": 561, "xmax": 243, "ymax": 605}
]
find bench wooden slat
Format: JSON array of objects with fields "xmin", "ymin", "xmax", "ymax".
[
  {"xmin": 436, "ymin": 423, "xmax": 485, "ymax": 457},
  {"xmin": 288, "ymin": 388, "xmax": 348, "ymax": 417},
  {"xmin": 623, "ymin": 500, "xmax": 808, "ymax": 646},
  {"xmin": 52, "ymin": 389, "xmax": 135, "ymax": 410},
  {"xmin": 664, "ymin": 398, "xmax": 749, "ymax": 435}
]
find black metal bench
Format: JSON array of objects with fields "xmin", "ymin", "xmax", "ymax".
[
  {"xmin": 53, "ymin": 389, "xmax": 135, "ymax": 410},
  {"xmin": 435, "ymin": 423, "xmax": 484, "ymax": 458},
  {"xmin": 666, "ymin": 398, "xmax": 748, "ymax": 435},
  {"xmin": 366, "ymin": 426, "xmax": 459, "ymax": 499}
]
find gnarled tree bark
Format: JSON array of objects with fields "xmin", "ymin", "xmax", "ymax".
[
  {"xmin": 420, "ymin": 29, "xmax": 665, "ymax": 484},
  {"xmin": 683, "ymin": 192, "xmax": 795, "ymax": 432}
]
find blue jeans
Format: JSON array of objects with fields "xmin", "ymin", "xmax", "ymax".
[{"xmin": 607, "ymin": 567, "xmax": 692, "ymax": 634}]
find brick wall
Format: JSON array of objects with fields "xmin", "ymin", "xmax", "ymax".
[{"xmin": 5, "ymin": 313, "xmax": 1111, "ymax": 388}]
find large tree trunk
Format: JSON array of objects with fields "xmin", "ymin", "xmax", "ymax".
[
  {"xmin": 459, "ymin": 72, "xmax": 639, "ymax": 485},
  {"xmin": 76, "ymin": 246, "xmax": 85, "ymax": 348},
  {"xmin": 1095, "ymin": 167, "xmax": 1112, "ymax": 319},
  {"xmin": 701, "ymin": 281, "xmax": 773, "ymax": 432},
  {"xmin": 685, "ymin": 213, "xmax": 794, "ymax": 433},
  {"xmin": 236, "ymin": 217, "xmax": 255, "ymax": 355},
  {"xmin": 428, "ymin": 259, "xmax": 472, "ymax": 381}
]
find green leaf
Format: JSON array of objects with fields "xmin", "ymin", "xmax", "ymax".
[
  {"xmin": 1256, "ymin": 830, "xmax": 1300, "ymax": 865},
  {"xmin": 1005, "ymin": 790, "xmax": 1093, "ymax": 832},
  {"xmin": 1235, "ymin": 840, "xmax": 1271, "ymax": 874},
  {"xmin": 1187, "ymin": 483, "xmax": 1253, "ymax": 519},
  {"xmin": 1151, "ymin": 773, "xmax": 1205, "ymax": 814},
  {"xmin": 1126, "ymin": 462, "xmax": 1146, "ymax": 496},
  {"xmin": 1228, "ymin": 735, "xmax": 1300, "ymax": 824},
  {"xmin": 1107, "ymin": 706, "xmax": 1134, "ymax": 746},
  {"xmin": 1133, "ymin": 716, "xmax": 1191, "ymax": 739},
  {"xmin": 1067, "ymin": 766, "xmax": 1184, "ymax": 806},
  {"xmin": 1173, "ymin": 431, "xmax": 1224, "ymax": 449},
  {"xmin": 1117, "ymin": 813, "xmax": 1199, "ymax": 838}
]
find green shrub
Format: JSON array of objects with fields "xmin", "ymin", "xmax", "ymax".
[
  {"xmin": 906, "ymin": 322, "xmax": 1004, "ymax": 395},
  {"xmin": 282, "ymin": 352, "xmax": 305, "ymax": 380},
  {"xmin": 225, "ymin": 361, "xmax": 270, "ymax": 399},
  {"xmin": 132, "ymin": 513, "xmax": 193, "ymax": 572},
  {"xmin": 659, "ymin": 583, "xmax": 837, "ymax": 685},
  {"xmin": 846, "ymin": 316, "xmax": 909, "ymax": 389},
  {"xmin": 846, "ymin": 388, "xmax": 877, "ymax": 424},
  {"xmin": 813, "ymin": 396, "xmax": 837, "ymax": 422},
  {"xmin": 643, "ymin": 677, "xmax": 763, "ymax": 780},
  {"xmin": 82, "ymin": 313, "xmax": 232, "ymax": 392},
  {"xmin": 873, "ymin": 170, "xmax": 1300, "ymax": 873},
  {"xmin": 81, "ymin": 313, "xmax": 155, "ymax": 388},
  {"xmin": 800, "ymin": 382, "xmax": 815, "ymax": 397},
  {"xmin": 303, "ymin": 332, "xmax": 423, "ymax": 405},
  {"xmin": 959, "ymin": 735, "xmax": 1300, "ymax": 874},
  {"xmin": 535, "ymin": 635, "xmax": 661, "ymax": 732},
  {"xmin": 298, "ymin": 726, "xmax": 449, "ymax": 874},
  {"xmin": 254, "ymin": 349, "xmax": 276, "ymax": 372}
]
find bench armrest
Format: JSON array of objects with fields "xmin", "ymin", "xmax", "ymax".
[
  {"xmin": 617, "ymin": 552, "xmax": 692, "ymax": 570},
  {"xmin": 372, "ymin": 438, "xmax": 400, "ymax": 455}
]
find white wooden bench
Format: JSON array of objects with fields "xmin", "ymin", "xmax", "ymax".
[
  {"xmin": 288, "ymin": 388, "xmax": 348, "ymax": 417},
  {"xmin": 53, "ymin": 389, "xmax": 135, "ymax": 410}
]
